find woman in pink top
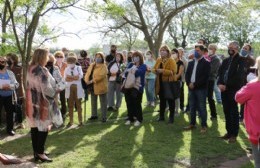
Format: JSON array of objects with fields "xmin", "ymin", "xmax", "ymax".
[{"xmin": 235, "ymin": 56, "xmax": 260, "ymax": 168}]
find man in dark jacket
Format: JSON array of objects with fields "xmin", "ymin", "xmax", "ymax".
[
  {"xmin": 105, "ymin": 45, "xmax": 117, "ymax": 64},
  {"xmin": 184, "ymin": 44, "xmax": 211, "ymax": 133},
  {"xmin": 218, "ymin": 41, "xmax": 246, "ymax": 143}
]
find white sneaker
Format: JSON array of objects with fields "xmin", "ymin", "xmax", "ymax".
[
  {"xmin": 125, "ymin": 120, "xmax": 131, "ymax": 125},
  {"xmin": 134, "ymin": 121, "xmax": 141, "ymax": 127},
  {"xmin": 150, "ymin": 102, "xmax": 155, "ymax": 107}
]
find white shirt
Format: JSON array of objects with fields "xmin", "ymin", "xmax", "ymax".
[
  {"xmin": 109, "ymin": 63, "xmax": 119, "ymax": 81},
  {"xmin": 190, "ymin": 58, "xmax": 201, "ymax": 83},
  {"xmin": 64, "ymin": 65, "xmax": 84, "ymax": 99}
]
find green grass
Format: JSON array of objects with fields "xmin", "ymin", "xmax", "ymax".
[{"xmin": 0, "ymin": 87, "xmax": 254, "ymax": 168}]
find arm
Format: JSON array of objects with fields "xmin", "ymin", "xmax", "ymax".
[
  {"xmin": 235, "ymin": 84, "xmax": 252, "ymax": 104},
  {"xmin": 135, "ymin": 64, "xmax": 147, "ymax": 77},
  {"xmin": 93, "ymin": 65, "xmax": 108, "ymax": 84},
  {"xmin": 176, "ymin": 64, "xmax": 184, "ymax": 79},
  {"xmin": 7, "ymin": 70, "xmax": 19, "ymax": 90},
  {"xmin": 41, "ymin": 68, "xmax": 56, "ymax": 98}
]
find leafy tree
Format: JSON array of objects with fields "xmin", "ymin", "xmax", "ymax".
[
  {"xmin": 89, "ymin": 0, "xmax": 207, "ymax": 56},
  {"xmin": 5, "ymin": 0, "xmax": 79, "ymax": 87}
]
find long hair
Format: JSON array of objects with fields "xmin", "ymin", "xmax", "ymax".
[{"xmin": 30, "ymin": 48, "xmax": 49, "ymax": 66}]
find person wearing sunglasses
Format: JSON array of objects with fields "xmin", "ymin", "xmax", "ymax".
[{"xmin": 0, "ymin": 57, "xmax": 19, "ymax": 136}]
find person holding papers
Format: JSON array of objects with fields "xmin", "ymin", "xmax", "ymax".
[{"xmin": 0, "ymin": 57, "xmax": 19, "ymax": 136}]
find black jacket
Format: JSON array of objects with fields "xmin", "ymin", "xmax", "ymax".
[
  {"xmin": 218, "ymin": 53, "xmax": 246, "ymax": 91},
  {"xmin": 185, "ymin": 57, "xmax": 211, "ymax": 90}
]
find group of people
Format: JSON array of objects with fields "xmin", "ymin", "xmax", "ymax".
[{"xmin": 0, "ymin": 40, "xmax": 259, "ymax": 166}]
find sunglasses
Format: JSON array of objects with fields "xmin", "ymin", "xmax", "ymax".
[
  {"xmin": 55, "ymin": 56, "xmax": 63, "ymax": 58},
  {"xmin": 0, "ymin": 61, "xmax": 6, "ymax": 64}
]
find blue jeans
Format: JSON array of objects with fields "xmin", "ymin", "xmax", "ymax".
[
  {"xmin": 145, "ymin": 78, "xmax": 155, "ymax": 102},
  {"xmin": 214, "ymin": 80, "xmax": 222, "ymax": 103},
  {"xmin": 189, "ymin": 89, "xmax": 207, "ymax": 127}
]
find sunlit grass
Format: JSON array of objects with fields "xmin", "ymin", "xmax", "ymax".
[{"xmin": 0, "ymin": 87, "xmax": 255, "ymax": 168}]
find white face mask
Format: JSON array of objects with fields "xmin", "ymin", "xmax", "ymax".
[
  {"xmin": 146, "ymin": 54, "xmax": 151, "ymax": 59},
  {"xmin": 56, "ymin": 58, "xmax": 64, "ymax": 64},
  {"xmin": 208, "ymin": 49, "xmax": 214, "ymax": 56},
  {"xmin": 171, "ymin": 54, "xmax": 177, "ymax": 59},
  {"xmin": 67, "ymin": 64, "xmax": 75, "ymax": 69}
]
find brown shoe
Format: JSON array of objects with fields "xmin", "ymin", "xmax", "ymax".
[
  {"xmin": 219, "ymin": 134, "xmax": 230, "ymax": 140},
  {"xmin": 184, "ymin": 125, "xmax": 196, "ymax": 130},
  {"xmin": 228, "ymin": 137, "xmax": 237, "ymax": 143},
  {"xmin": 200, "ymin": 127, "xmax": 207, "ymax": 133}
]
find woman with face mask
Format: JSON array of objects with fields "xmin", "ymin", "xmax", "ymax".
[
  {"xmin": 0, "ymin": 57, "xmax": 19, "ymax": 136},
  {"xmin": 64, "ymin": 52, "xmax": 84, "ymax": 127},
  {"xmin": 107, "ymin": 53, "xmax": 124, "ymax": 112},
  {"xmin": 144, "ymin": 51, "xmax": 156, "ymax": 107},
  {"xmin": 6, "ymin": 53, "xmax": 24, "ymax": 129},
  {"xmin": 85, "ymin": 52, "xmax": 108, "ymax": 123},
  {"xmin": 171, "ymin": 48, "xmax": 184, "ymax": 116},
  {"xmin": 153, "ymin": 45, "xmax": 177, "ymax": 124},
  {"xmin": 54, "ymin": 51, "xmax": 67, "ymax": 120},
  {"xmin": 124, "ymin": 51, "xmax": 147, "ymax": 126}
]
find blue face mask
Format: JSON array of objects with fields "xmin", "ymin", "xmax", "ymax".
[
  {"xmin": 194, "ymin": 51, "xmax": 200, "ymax": 59},
  {"xmin": 95, "ymin": 58, "xmax": 103, "ymax": 63},
  {"xmin": 133, "ymin": 57, "xmax": 140, "ymax": 63},
  {"xmin": 240, "ymin": 49, "xmax": 248, "ymax": 57}
]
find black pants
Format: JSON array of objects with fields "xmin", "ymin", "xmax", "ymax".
[
  {"xmin": 221, "ymin": 90, "xmax": 239, "ymax": 137},
  {"xmin": 207, "ymin": 80, "xmax": 217, "ymax": 118},
  {"xmin": 159, "ymin": 90, "xmax": 175, "ymax": 122},
  {"xmin": 59, "ymin": 90, "xmax": 67, "ymax": 120},
  {"xmin": 31, "ymin": 128, "xmax": 48, "ymax": 154},
  {"xmin": 239, "ymin": 104, "xmax": 244, "ymax": 120},
  {"xmin": 180, "ymin": 82, "xmax": 184, "ymax": 110},
  {"xmin": 0, "ymin": 95, "xmax": 14, "ymax": 132},
  {"xmin": 125, "ymin": 88, "xmax": 143, "ymax": 122},
  {"xmin": 15, "ymin": 98, "xmax": 23, "ymax": 123}
]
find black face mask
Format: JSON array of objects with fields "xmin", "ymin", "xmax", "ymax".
[
  {"xmin": 127, "ymin": 57, "xmax": 132, "ymax": 62},
  {"xmin": 228, "ymin": 49, "xmax": 235, "ymax": 56},
  {"xmin": 7, "ymin": 60, "xmax": 12, "ymax": 66},
  {"xmin": 111, "ymin": 49, "xmax": 116, "ymax": 54},
  {"xmin": 46, "ymin": 62, "xmax": 54, "ymax": 67},
  {"xmin": 0, "ymin": 64, "xmax": 5, "ymax": 70}
]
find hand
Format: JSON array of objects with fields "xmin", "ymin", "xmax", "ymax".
[
  {"xmin": 189, "ymin": 83, "xmax": 194, "ymax": 90},
  {"xmin": 156, "ymin": 69, "xmax": 163, "ymax": 74},
  {"xmin": 87, "ymin": 80, "xmax": 93, "ymax": 85},
  {"xmin": 2, "ymin": 84, "xmax": 10, "ymax": 90},
  {"xmin": 218, "ymin": 84, "xmax": 226, "ymax": 92}
]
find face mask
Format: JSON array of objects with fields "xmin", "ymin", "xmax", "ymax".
[
  {"xmin": 0, "ymin": 64, "xmax": 5, "ymax": 70},
  {"xmin": 146, "ymin": 54, "xmax": 151, "ymax": 59},
  {"xmin": 171, "ymin": 54, "xmax": 177, "ymax": 59},
  {"xmin": 7, "ymin": 60, "xmax": 12, "ymax": 66},
  {"xmin": 95, "ymin": 58, "xmax": 103, "ymax": 63},
  {"xmin": 116, "ymin": 57, "xmax": 121, "ymax": 62},
  {"xmin": 46, "ymin": 62, "xmax": 53, "ymax": 67},
  {"xmin": 208, "ymin": 50, "xmax": 213, "ymax": 56},
  {"xmin": 127, "ymin": 57, "xmax": 132, "ymax": 62},
  {"xmin": 228, "ymin": 49, "xmax": 235, "ymax": 56},
  {"xmin": 56, "ymin": 58, "xmax": 63, "ymax": 64},
  {"xmin": 160, "ymin": 51, "xmax": 168, "ymax": 57},
  {"xmin": 194, "ymin": 51, "xmax": 201, "ymax": 59},
  {"xmin": 133, "ymin": 57, "xmax": 140, "ymax": 63},
  {"xmin": 67, "ymin": 64, "xmax": 75, "ymax": 69},
  {"xmin": 240, "ymin": 49, "xmax": 248, "ymax": 57}
]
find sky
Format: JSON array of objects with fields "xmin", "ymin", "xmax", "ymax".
[{"xmin": 44, "ymin": 1, "xmax": 106, "ymax": 50}]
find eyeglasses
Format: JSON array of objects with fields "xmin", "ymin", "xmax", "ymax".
[{"xmin": 55, "ymin": 56, "xmax": 63, "ymax": 58}]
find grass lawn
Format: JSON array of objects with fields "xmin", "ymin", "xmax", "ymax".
[{"xmin": 0, "ymin": 87, "xmax": 255, "ymax": 168}]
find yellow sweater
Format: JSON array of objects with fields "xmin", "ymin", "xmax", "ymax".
[
  {"xmin": 84, "ymin": 63, "xmax": 108, "ymax": 95},
  {"xmin": 153, "ymin": 57, "xmax": 177, "ymax": 95}
]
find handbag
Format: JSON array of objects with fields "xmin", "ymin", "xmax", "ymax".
[
  {"xmin": 162, "ymin": 78, "xmax": 180, "ymax": 100},
  {"xmin": 49, "ymin": 100, "xmax": 63, "ymax": 128},
  {"xmin": 124, "ymin": 71, "xmax": 136, "ymax": 89}
]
